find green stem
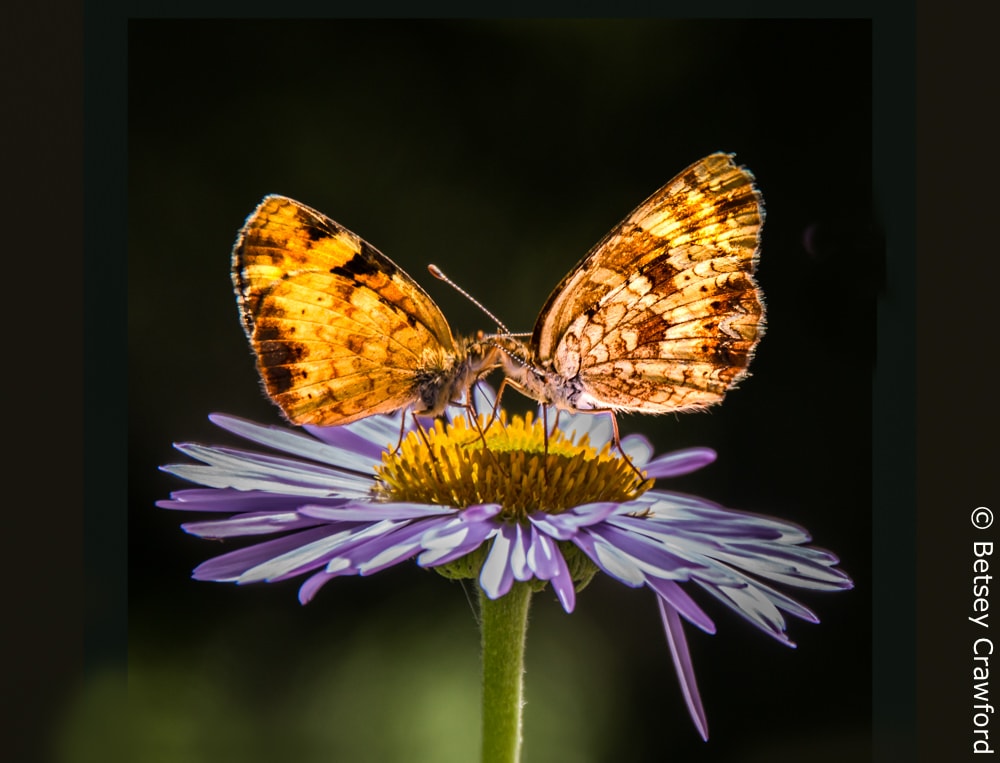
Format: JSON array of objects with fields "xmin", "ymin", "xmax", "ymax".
[{"xmin": 479, "ymin": 582, "xmax": 532, "ymax": 763}]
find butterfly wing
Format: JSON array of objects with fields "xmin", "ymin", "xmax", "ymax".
[
  {"xmin": 233, "ymin": 195, "xmax": 458, "ymax": 426},
  {"xmin": 532, "ymin": 153, "xmax": 765, "ymax": 413}
]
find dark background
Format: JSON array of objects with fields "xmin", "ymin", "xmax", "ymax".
[{"xmin": 124, "ymin": 19, "xmax": 873, "ymax": 762}]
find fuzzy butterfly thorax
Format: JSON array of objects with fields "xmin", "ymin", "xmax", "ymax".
[{"xmin": 412, "ymin": 337, "xmax": 499, "ymax": 418}]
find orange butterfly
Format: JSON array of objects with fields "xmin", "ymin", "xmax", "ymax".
[
  {"xmin": 232, "ymin": 196, "xmax": 497, "ymax": 427},
  {"xmin": 492, "ymin": 153, "xmax": 765, "ymax": 437}
]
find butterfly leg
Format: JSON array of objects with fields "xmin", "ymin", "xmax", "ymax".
[
  {"xmin": 481, "ymin": 377, "xmax": 513, "ymax": 436},
  {"xmin": 452, "ymin": 387, "xmax": 504, "ymax": 473},
  {"xmin": 540, "ymin": 403, "xmax": 552, "ymax": 485},
  {"xmin": 604, "ymin": 410, "xmax": 646, "ymax": 482},
  {"xmin": 412, "ymin": 413, "xmax": 465, "ymax": 488},
  {"xmin": 412, "ymin": 414, "xmax": 439, "ymax": 460},
  {"xmin": 549, "ymin": 407, "xmax": 561, "ymax": 439},
  {"xmin": 560, "ymin": 408, "xmax": 646, "ymax": 482},
  {"xmin": 388, "ymin": 409, "xmax": 410, "ymax": 456},
  {"xmin": 460, "ymin": 378, "xmax": 499, "ymax": 444}
]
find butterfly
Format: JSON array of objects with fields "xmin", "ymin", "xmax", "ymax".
[
  {"xmin": 232, "ymin": 195, "xmax": 497, "ymax": 427},
  {"xmin": 493, "ymin": 152, "xmax": 766, "ymax": 432}
]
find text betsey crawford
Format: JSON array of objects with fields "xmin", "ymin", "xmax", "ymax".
[{"xmin": 973, "ymin": 542, "xmax": 996, "ymax": 754}]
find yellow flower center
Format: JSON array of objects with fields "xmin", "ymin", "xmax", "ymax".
[{"xmin": 373, "ymin": 411, "xmax": 652, "ymax": 520}]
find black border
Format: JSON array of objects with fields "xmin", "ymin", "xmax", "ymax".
[
  {"xmin": 872, "ymin": 8, "xmax": 917, "ymax": 760},
  {"xmin": 5, "ymin": 1, "xmax": 86, "ymax": 760},
  {"xmin": 914, "ymin": 2, "xmax": 999, "ymax": 761}
]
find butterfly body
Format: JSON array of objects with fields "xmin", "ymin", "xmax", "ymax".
[{"xmin": 411, "ymin": 335, "xmax": 497, "ymax": 418}]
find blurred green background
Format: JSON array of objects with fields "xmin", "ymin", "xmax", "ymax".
[{"xmin": 113, "ymin": 19, "xmax": 873, "ymax": 762}]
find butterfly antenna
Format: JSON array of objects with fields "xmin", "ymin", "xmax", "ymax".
[
  {"xmin": 428, "ymin": 264, "xmax": 511, "ymax": 335},
  {"xmin": 484, "ymin": 337, "xmax": 543, "ymax": 380}
]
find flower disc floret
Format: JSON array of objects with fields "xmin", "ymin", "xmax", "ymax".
[{"xmin": 373, "ymin": 411, "xmax": 652, "ymax": 520}]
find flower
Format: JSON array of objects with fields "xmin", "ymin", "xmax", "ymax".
[{"xmin": 158, "ymin": 389, "xmax": 852, "ymax": 740}]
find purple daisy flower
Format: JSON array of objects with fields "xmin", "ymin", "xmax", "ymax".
[{"xmin": 158, "ymin": 390, "xmax": 851, "ymax": 741}]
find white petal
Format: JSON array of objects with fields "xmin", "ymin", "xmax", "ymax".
[
  {"xmin": 587, "ymin": 534, "xmax": 646, "ymax": 586},
  {"xmin": 620, "ymin": 435, "xmax": 654, "ymax": 467},
  {"xmin": 210, "ymin": 414, "xmax": 382, "ymax": 472},
  {"xmin": 237, "ymin": 525, "xmax": 367, "ymax": 583},
  {"xmin": 480, "ymin": 531, "xmax": 513, "ymax": 598}
]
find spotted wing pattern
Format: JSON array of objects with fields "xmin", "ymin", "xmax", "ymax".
[
  {"xmin": 233, "ymin": 195, "xmax": 467, "ymax": 426},
  {"xmin": 531, "ymin": 152, "xmax": 765, "ymax": 413}
]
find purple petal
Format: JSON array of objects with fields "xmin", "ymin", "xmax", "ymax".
[
  {"xmin": 632, "ymin": 492, "xmax": 727, "ymax": 515},
  {"xmin": 418, "ymin": 504, "xmax": 500, "ymax": 547},
  {"xmin": 480, "ymin": 525, "xmax": 515, "ymax": 599},
  {"xmin": 587, "ymin": 523, "xmax": 706, "ymax": 578},
  {"xmin": 611, "ymin": 509, "xmax": 786, "ymax": 544},
  {"xmin": 509, "ymin": 523, "xmax": 532, "ymax": 581},
  {"xmin": 548, "ymin": 554, "xmax": 576, "ymax": 613},
  {"xmin": 527, "ymin": 530, "xmax": 575, "ymax": 612},
  {"xmin": 645, "ymin": 576, "xmax": 715, "ymax": 634},
  {"xmin": 527, "ymin": 513, "xmax": 575, "ymax": 541},
  {"xmin": 694, "ymin": 581, "xmax": 795, "ymax": 646},
  {"xmin": 353, "ymin": 519, "xmax": 446, "ymax": 575},
  {"xmin": 699, "ymin": 570, "xmax": 821, "ymax": 628},
  {"xmin": 569, "ymin": 502, "xmax": 631, "ymax": 525},
  {"xmin": 192, "ymin": 526, "xmax": 350, "ymax": 582},
  {"xmin": 418, "ymin": 512, "xmax": 499, "ymax": 567},
  {"xmin": 525, "ymin": 525, "xmax": 560, "ymax": 580},
  {"xmin": 304, "ymin": 426, "xmax": 387, "ymax": 462},
  {"xmin": 210, "ymin": 413, "xmax": 382, "ymax": 473},
  {"xmin": 182, "ymin": 511, "xmax": 325, "ymax": 538},
  {"xmin": 710, "ymin": 542, "xmax": 852, "ymax": 590},
  {"xmin": 571, "ymin": 531, "xmax": 645, "ymax": 587},
  {"xmin": 754, "ymin": 584, "xmax": 821, "ymax": 624},
  {"xmin": 619, "ymin": 434, "xmax": 654, "ymax": 467},
  {"xmin": 243, "ymin": 521, "xmax": 403, "ymax": 584},
  {"xmin": 458, "ymin": 503, "xmax": 504, "ymax": 522},
  {"xmin": 633, "ymin": 497, "xmax": 816, "ymax": 542},
  {"xmin": 297, "ymin": 568, "xmax": 349, "ymax": 604},
  {"xmin": 529, "ymin": 502, "xmax": 622, "ymax": 540},
  {"xmin": 156, "ymin": 488, "xmax": 353, "ymax": 513},
  {"xmin": 298, "ymin": 502, "xmax": 454, "ymax": 522},
  {"xmin": 659, "ymin": 598, "xmax": 709, "ymax": 742},
  {"xmin": 642, "ymin": 448, "xmax": 717, "ymax": 479},
  {"xmin": 163, "ymin": 444, "xmax": 372, "ymax": 497}
]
